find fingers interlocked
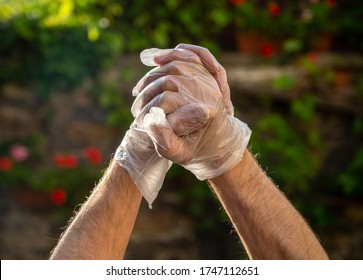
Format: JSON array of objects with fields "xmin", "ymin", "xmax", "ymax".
[{"xmin": 114, "ymin": 44, "xmax": 251, "ymax": 207}]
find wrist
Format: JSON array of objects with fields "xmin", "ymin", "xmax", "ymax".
[
  {"xmin": 102, "ymin": 160, "xmax": 142, "ymax": 201},
  {"xmin": 114, "ymin": 128, "xmax": 172, "ymax": 207},
  {"xmin": 184, "ymin": 115, "xmax": 251, "ymax": 181},
  {"xmin": 209, "ymin": 149, "xmax": 253, "ymax": 184},
  {"xmin": 114, "ymin": 129, "xmax": 154, "ymax": 181}
]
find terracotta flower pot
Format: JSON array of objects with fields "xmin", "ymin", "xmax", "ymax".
[
  {"xmin": 235, "ymin": 31, "xmax": 267, "ymax": 54},
  {"xmin": 235, "ymin": 31, "xmax": 278, "ymax": 58},
  {"xmin": 333, "ymin": 69, "xmax": 353, "ymax": 88}
]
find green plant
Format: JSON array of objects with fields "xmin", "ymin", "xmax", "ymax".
[
  {"xmin": 273, "ymin": 74, "xmax": 296, "ymax": 91},
  {"xmin": 333, "ymin": 0, "xmax": 363, "ymax": 52},
  {"xmin": 338, "ymin": 118, "xmax": 363, "ymax": 195},
  {"xmin": 251, "ymin": 94, "xmax": 321, "ymax": 193},
  {"xmin": 0, "ymin": 0, "xmax": 123, "ymax": 96},
  {"xmin": 96, "ymin": 80, "xmax": 133, "ymax": 129},
  {"xmin": 248, "ymin": 92, "xmax": 338, "ymax": 229},
  {"xmin": 118, "ymin": 0, "xmax": 232, "ymax": 52}
]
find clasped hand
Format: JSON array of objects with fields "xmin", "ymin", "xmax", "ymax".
[{"xmin": 115, "ymin": 44, "xmax": 251, "ymax": 207}]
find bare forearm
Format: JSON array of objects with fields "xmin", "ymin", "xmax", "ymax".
[
  {"xmin": 50, "ymin": 160, "xmax": 142, "ymax": 259},
  {"xmin": 209, "ymin": 151, "xmax": 328, "ymax": 260}
]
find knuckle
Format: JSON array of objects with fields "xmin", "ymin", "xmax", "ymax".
[
  {"xmin": 155, "ymin": 92, "xmax": 166, "ymax": 108},
  {"xmin": 169, "ymin": 49, "xmax": 182, "ymax": 59},
  {"xmin": 168, "ymin": 60, "xmax": 183, "ymax": 69},
  {"xmin": 172, "ymin": 118, "xmax": 185, "ymax": 135},
  {"xmin": 202, "ymin": 46, "xmax": 211, "ymax": 55},
  {"xmin": 162, "ymin": 75, "xmax": 177, "ymax": 90},
  {"xmin": 162, "ymin": 141, "xmax": 178, "ymax": 158},
  {"xmin": 219, "ymin": 67, "xmax": 226, "ymax": 76},
  {"xmin": 143, "ymin": 75, "xmax": 155, "ymax": 87}
]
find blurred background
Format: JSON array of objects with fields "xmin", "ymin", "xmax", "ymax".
[{"xmin": 0, "ymin": 0, "xmax": 362, "ymax": 259}]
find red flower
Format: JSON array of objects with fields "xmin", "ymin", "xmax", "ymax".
[
  {"xmin": 0, "ymin": 156, "xmax": 13, "ymax": 172},
  {"xmin": 261, "ymin": 42, "xmax": 276, "ymax": 57},
  {"xmin": 230, "ymin": 0, "xmax": 245, "ymax": 5},
  {"xmin": 51, "ymin": 188, "xmax": 67, "ymax": 206},
  {"xmin": 268, "ymin": 1, "xmax": 281, "ymax": 17},
  {"xmin": 326, "ymin": 0, "xmax": 337, "ymax": 8},
  {"xmin": 53, "ymin": 154, "xmax": 79, "ymax": 168},
  {"xmin": 84, "ymin": 146, "xmax": 103, "ymax": 165}
]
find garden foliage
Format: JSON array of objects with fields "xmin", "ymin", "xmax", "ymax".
[{"xmin": 0, "ymin": 0, "xmax": 362, "ymax": 233}]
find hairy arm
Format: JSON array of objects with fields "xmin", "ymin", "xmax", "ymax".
[
  {"xmin": 50, "ymin": 160, "xmax": 142, "ymax": 259},
  {"xmin": 209, "ymin": 150, "xmax": 328, "ymax": 260}
]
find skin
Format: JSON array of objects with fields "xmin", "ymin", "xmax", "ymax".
[
  {"xmin": 50, "ymin": 160, "xmax": 141, "ymax": 259},
  {"xmin": 50, "ymin": 152, "xmax": 328, "ymax": 260},
  {"xmin": 209, "ymin": 150, "xmax": 328, "ymax": 260}
]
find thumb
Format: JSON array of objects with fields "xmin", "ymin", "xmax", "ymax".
[
  {"xmin": 144, "ymin": 106, "xmax": 209, "ymax": 164},
  {"xmin": 166, "ymin": 103, "xmax": 209, "ymax": 136},
  {"xmin": 143, "ymin": 107, "xmax": 181, "ymax": 160}
]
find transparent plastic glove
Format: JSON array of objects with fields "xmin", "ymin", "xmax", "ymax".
[
  {"xmin": 114, "ymin": 122, "xmax": 171, "ymax": 208},
  {"xmin": 133, "ymin": 44, "xmax": 234, "ymax": 116},
  {"xmin": 116, "ymin": 46, "xmax": 230, "ymax": 207},
  {"xmin": 116, "ymin": 44, "xmax": 250, "ymax": 207},
  {"xmin": 133, "ymin": 51, "xmax": 251, "ymax": 181}
]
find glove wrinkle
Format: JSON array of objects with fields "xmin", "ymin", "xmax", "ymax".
[{"xmin": 115, "ymin": 45, "xmax": 251, "ymax": 208}]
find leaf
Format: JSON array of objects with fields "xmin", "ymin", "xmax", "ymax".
[
  {"xmin": 283, "ymin": 38, "xmax": 302, "ymax": 54},
  {"xmin": 273, "ymin": 75, "xmax": 296, "ymax": 91},
  {"xmin": 291, "ymin": 95, "xmax": 317, "ymax": 121}
]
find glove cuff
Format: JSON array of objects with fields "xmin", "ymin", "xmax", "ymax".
[
  {"xmin": 114, "ymin": 129, "xmax": 172, "ymax": 208},
  {"xmin": 182, "ymin": 116, "xmax": 251, "ymax": 180}
]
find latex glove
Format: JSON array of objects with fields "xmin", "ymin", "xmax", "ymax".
[{"xmin": 133, "ymin": 46, "xmax": 251, "ymax": 181}]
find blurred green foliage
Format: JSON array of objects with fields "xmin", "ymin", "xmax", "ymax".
[
  {"xmin": 95, "ymin": 80, "xmax": 133, "ymax": 129},
  {"xmin": 233, "ymin": 1, "xmax": 332, "ymax": 50},
  {"xmin": 338, "ymin": 118, "xmax": 363, "ymax": 195},
  {"xmin": 0, "ymin": 0, "xmax": 123, "ymax": 95},
  {"xmin": 0, "ymin": 1, "xmax": 363, "ymax": 249},
  {"xmin": 1, "ymin": 0, "xmax": 362, "ymax": 94},
  {"xmin": 251, "ymin": 96, "xmax": 321, "ymax": 194}
]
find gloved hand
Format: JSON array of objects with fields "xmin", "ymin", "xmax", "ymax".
[
  {"xmin": 132, "ymin": 47, "xmax": 251, "ymax": 181},
  {"xmin": 115, "ymin": 45, "xmax": 222, "ymax": 207},
  {"xmin": 115, "ymin": 44, "xmax": 251, "ymax": 207},
  {"xmin": 132, "ymin": 44, "xmax": 234, "ymax": 116}
]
